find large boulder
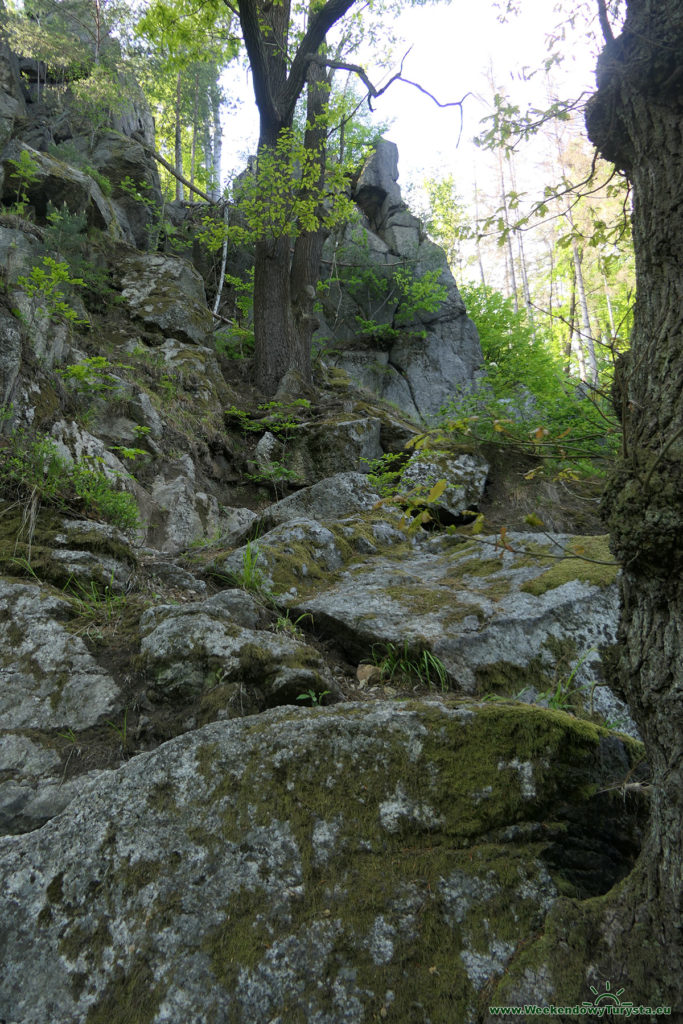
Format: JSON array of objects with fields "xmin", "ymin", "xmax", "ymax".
[
  {"xmin": 280, "ymin": 530, "xmax": 632, "ymax": 731},
  {"xmin": 139, "ymin": 589, "xmax": 336, "ymax": 709},
  {"xmin": 0, "ymin": 580, "xmax": 122, "ymax": 731},
  {"xmin": 117, "ymin": 252, "xmax": 214, "ymax": 346},
  {"xmin": 0, "ymin": 701, "xmax": 646, "ymax": 1023}
]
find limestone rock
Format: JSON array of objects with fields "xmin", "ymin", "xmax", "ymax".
[
  {"xmin": 0, "ymin": 39, "xmax": 26, "ymax": 149},
  {"xmin": 0, "ymin": 702, "xmax": 644, "ymax": 1022},
  {"xmin": 0, "ymin": 580, "xmax": 122, "ymax": 730},
  {"xmin": 287, "ymin": 416, "xmax": 383, "ymax": 485},
  {"xmin": 118, "ymin": 252, "xmax": 214, "ymax": 346},
  {"xmin": 258, "ymin": 472, "xmax": 380, "ymax": 532},
  {"xmin": 140, "ymin": 590, "xmax": 335, "ymax": 708},
  {"xmin": 400, "ymin": 451, "xmax": 489, "ymax": 521},
  {"xmin": 0, "ymin": 305, "xmax": 22, "ymax": 412},
  {"xmin": 148, "ymin": 455, "xmax": 254, "ymax": 554},
  {"xmin": 317, "ymin": 141, "xmax": 483, "ymax": 421},
  {"xmin": 0, "ymin": 141, "xmax": 124, "ymax": 236},
  {"xmin": 284, "ymin": 531, "xmax": 632, "ymax": 729}
]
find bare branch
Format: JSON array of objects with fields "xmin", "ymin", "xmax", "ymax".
[{"xmin": 306, "ymin": 49, "xmax": 470, "ymax": 138}]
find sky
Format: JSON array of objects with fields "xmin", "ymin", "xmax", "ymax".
[{"xmin": 220, "ymin": 0, "xmax": 605, "ymax": 196}]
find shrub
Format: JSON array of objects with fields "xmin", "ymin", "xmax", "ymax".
[{"xmin": 0, "ymin": 425, "xmax": 139, "ymax": 531}]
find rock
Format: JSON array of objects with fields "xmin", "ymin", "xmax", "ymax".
[
  {"xmin": 287, "ymin": 416, "xmax": 383, "ymax": 485},
  {"xmin": 0, "ymin": 305, "xmax": 22, "ymax": 412},
  {"xmin": 400, "ymin": 451, "xmax": 489, "ymax": 521},
  {"xmin": 218, "ymin": 514, "xmax": 405, "ymax": 597},
  {"xmin": 0, "ymin": 141, "xmax": 124, "ymax": 236},
  {"xmin": 285, "ymin": 532, "xmax": 630, "ymax": 725},
  {"xmin": 148, "ymin": 456, "xmax": 253, "ymax": 554},
  {"xmin": 0, "ymin": 580, "xmax": 122, "ymax": 730},
  {"xmin": 0, "ymin": 702, "xmax": 645, "ymax": 1022},
  {"xmin": 117, "ymin": 252, "xmax": 214, "ymax": 346},
  {"xmin": 258, "ymin": 472, "xmax": 380, "ymax": 532},
  {"xmin": 0, "ymin": 39, "xmax": 27, "ymax": 149},
  {"xmin": 85, "ymin": 130, "xmax": 162, "ymax": 249},
  {"xmin": 140, "ymin": 590, "xmax": 335, "ymax": 708},
  {"xmin": 317, "ymin": 141, "xmax": 483, "ymax": 421}
]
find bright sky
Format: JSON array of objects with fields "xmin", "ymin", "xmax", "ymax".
[{"xmin": 221, "ymin": 1, "xmax": 603, "ymax": 196}]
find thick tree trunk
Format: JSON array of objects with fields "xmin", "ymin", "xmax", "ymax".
[{"xmin": 585, "ymin": 0, "xmax": 683, "ymax": 997}]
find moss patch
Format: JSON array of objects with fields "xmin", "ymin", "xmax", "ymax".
[{"xmin": 520, "ymin": 535, "xmax": 618, "ymax": 596}]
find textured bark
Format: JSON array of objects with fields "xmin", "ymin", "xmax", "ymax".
[
  {"xmin": 585, "ymin": 0, "xmax": 683, "ymax": 997},
  {"xmin": 236, "ymin": 0, "xmax": 358, "ymax": 395}
]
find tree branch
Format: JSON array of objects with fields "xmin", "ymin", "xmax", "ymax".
[
  {"xmin": 306, "ymin": 50, "xmax": 470, "ymax": 119},
  {"xmin": 281, "ymin": 0, "xmax": 359, "ymax": 120},
  {"xmin": 138, "ymin": 140, "xmax": 214, "ymax": 203},
  {"xmin": 596, "ymin": 0, "xmax": 615, "ymax": 45}
]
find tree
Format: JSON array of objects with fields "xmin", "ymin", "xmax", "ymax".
[
  {"xmin": 228, "ymin": 0, "xmax": 359, "ymax": 395},
  {"xmin": 582, "ymin": 0, "xmax": 682, "ymax": 998}
]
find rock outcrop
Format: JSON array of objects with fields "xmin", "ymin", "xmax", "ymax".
[{"xmin": 316, "ymin": 140, "xmax": 483, "ymax": 421}]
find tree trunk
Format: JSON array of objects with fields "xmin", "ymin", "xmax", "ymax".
[
  {"xmin": 237, "ymin": 0, "xmax": 359, "ymax": 395},
  {"xmin": 210, "ymin": 84, "xmax": 222, "ymax": 200},
  {"xmin": 288, "ymin": 57, "xmax": 329, "ymax": 382},
  {"xmin": 584, "ymin": 0, "xmax": 683, "ymax": 998},
  {"xmin": 174, "ymin": 70, "xmax": 184, "ymax": 201}
]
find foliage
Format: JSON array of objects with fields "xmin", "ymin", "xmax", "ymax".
[
  {"xmin": 226, "ymin": 129, "xmax": 354, "ymax": 250},
  {"xmin": 64, "ymin": 572, "xmax": 127, "ymax": 623},
  {"xmin": 58, "ymin": 356, "xmax": 130, "ymax": 394},
  {"xmin": 274, "ymin": 612, "xmax": 312, "ymax": 640},
  {"xmin": 296, "ymin": 689, "xmax": 330, "ymax": 707},
  {"xmin": 16, "ymin": 256, "xmax": 89, "ymax": 328},
  {"xmin": 319, "ymin": 233, "xmax": 448, "ymax": 344},
  {"xmin": 5, "ymin": 149, "xmax": 41, "ymax": 215},
  {"xmin": 234, "ymin": 540, "xmax": 265, "ymax": 593},
  {"xmin": 0, "ymin": 424, "xmax": 139, "ymax": 532},
  {"xmin": 371, "ymin": 641, "xmax": 449, "ymax": 691},
  {"xmin": 439, "ymin": 283, "xmax": 621, "ymax": 474},
  {"xmin": 213, "ymin": 270, "xmax": 255, "ymax": 359}
]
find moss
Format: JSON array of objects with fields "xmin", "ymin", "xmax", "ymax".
[
  {"xmin": 59, "ymin": 918, "xmax": 112, "ymax": 967},
  {"xmin": 202, "ymin": 888, "xmax": 274, "ymax": 988},
  {"xmin": 520, "ymin": 536, "xmax": 619, "ymax": 596},
  {"xmin": 85, "ymin": 956, "xmax": 163, "ymax": 1024},
  {"xmin": 192, "ymin": 702, "xmax": 623, "ymax": 1018},
  {"xmin": 147, "ymin": 780, "xmax": 179, "ymax": 815}
]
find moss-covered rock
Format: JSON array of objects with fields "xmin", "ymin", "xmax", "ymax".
[{"xmin": 0, "ymin": 701, "xmax": 646, "ymax": 1023}]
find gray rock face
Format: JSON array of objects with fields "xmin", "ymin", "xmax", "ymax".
[
  {"xmin": 0, "ymin": 141, "xmax": 124, "ymax": 236},
  {"xmin": 258, "ymin": 472, "xmax": 380, "ymax": 531},
  {"xmin": 118, "ymin": 252, "xmax": 214, "ymax": 346},
  {"xmin": 140, "ymin": 589, "xmax": 335, "ymax": 706},
  {"xmin": 0, "ymin": 40, "xmax": 26, "ymax": 149},
  {"xmin": 0, "ymin": 580, "xmax": 122, "ymax": 730},
  {"xmin": 400, "ymin": 451, "xmax": 489, "ymax": 520},
  {"xmin": 317, "ymin": 140, "xmax": 483, "ymax": 422},
  {"xmin": 282, "ymin": 531, "xmax": 630, "ymax": 723},
  {"xmin": 0, "ymin": 306, "xmax": 22, "ymax": 412},
  {"xmin": 287, "ymin": 416, "xmax": 384, "ymax": 484},
  {"xmin": 0, "ymin": 702, "xmax": 644, "ymax": 1023}
]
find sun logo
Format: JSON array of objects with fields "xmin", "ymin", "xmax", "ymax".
[{"xmin": 583, "ymin": 980, "xmax": 633, "ymax": 1009}]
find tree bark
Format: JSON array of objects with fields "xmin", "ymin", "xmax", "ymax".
[
  {"xmin": 585, "ymin": 0, "xmax": 683, "ymax": 998},
  {"xmin": 174, "ymin": 70, "xmax": 184, "ymax": 201},
  {"xmin": 235, "ymin": 0, "xmax": 358, "ymax": 395}
]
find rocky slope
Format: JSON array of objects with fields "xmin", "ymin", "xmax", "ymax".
[{"xmin": 0, "ymin": 39, "xmax": 649, "ymax": 1024}]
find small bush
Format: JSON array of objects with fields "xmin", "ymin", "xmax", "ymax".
[{"xmin": 0, "ymin": 425, "xmax": 139, "ymax": 531}]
